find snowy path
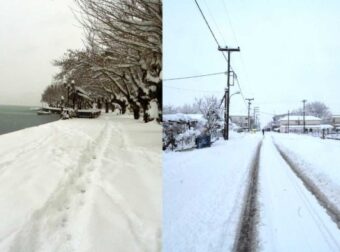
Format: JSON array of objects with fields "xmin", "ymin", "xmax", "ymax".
[
  {"xmin": 0, "ymin": 114, "xmax": 161, "ymax": 252},
  {"xmin": 258, "ymin": 136, "xmax": 340, "ymax": 252}
]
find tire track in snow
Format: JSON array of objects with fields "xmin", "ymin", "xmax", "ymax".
[
  {"xmin": 273, "ymin": 140, "xmax": 340, "ymax": 229},
  {"xmin": 257, "ymin": 137, "xmax": 340, "ymax": 251},
  {"xmin": 233, "ymin": 141, "xmax": 262, "ymax": 252}
]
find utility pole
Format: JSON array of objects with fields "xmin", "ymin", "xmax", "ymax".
[
  {"xmin": 224, "ymin": 88, "xmax": 229, "ymax": 139},
  {"xmin": 253, "ymin": 106, "xmax": 259, "ymax": 130},
  {"xmin": 302, "ymin": 99, "xmax": 307, "ymax": 133},
  {"xmin": 218, "ymin": 46, "xmax": 240, "ymax": 140},
  {"xmin": 246, "ymin": 98, "xmax": 254, "ymax": 132},
  {"xmin": 287, "ymin": 110, "xmax": 290, "ymax": 133}
]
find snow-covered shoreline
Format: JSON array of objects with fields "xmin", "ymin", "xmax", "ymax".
[{"xmin": 0, "ymin": 114, "xmax": 161, "ymax": 252}]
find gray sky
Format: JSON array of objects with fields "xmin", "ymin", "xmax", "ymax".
[
  {"xmin": 164, "ymin": 0, "xmax": 340, "ymax": 125},
  {"xmin": 0, "ymin": 0, "xmax": 83, "ymax": 106}
]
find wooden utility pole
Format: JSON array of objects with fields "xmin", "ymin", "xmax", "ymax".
[
  {"xmin": 287, "ymin": 110, "xmax": 290, "ymax": 133},
  {"xmin": 218, "ymin": 46, "xmax": 240, "ymax": 140},
  {"xmin": 253, "ymin": 106, "xmax": 259, "ymax": 130},
  {"xmin": 302, "ymin": 99, "xmax": 307, "ymax": 133},
  {"xmin": 246, "ymin": 98, "xmax": 254, "ymax": 132}
]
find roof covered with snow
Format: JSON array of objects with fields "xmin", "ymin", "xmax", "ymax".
[
  {"xmin": 279, "ymin": 115, "xmax": 321, "ymax": 121},
  {"xmin": 280, "ymin": 124, "xmax": 333, "ymax": 129},
  {"xmin": 163, "ymin": 113, "xmax": 206, "ymax": 123}
]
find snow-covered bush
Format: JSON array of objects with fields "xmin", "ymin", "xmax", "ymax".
[{"xmin": 163, "ymin": 113, "xmax": 222, "ymax": 151}]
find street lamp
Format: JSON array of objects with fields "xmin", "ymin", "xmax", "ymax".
[
  {"xmin": 302, "ymin": 99, "xmax": 307, "ymax": 133},
  {"xmin": 223, "ymin": 90, "xmax": 241, "ymax": 140},
  {"xmin": 61, "ymin": 95, "xmax": 64, "ymax": 112},
  {"xmin": 71, "ymin": 80, "xmax": 76, "ymax": 109},
  {"xmin": 230, "ymin": 91, "xmax": 240, "ymax": 99}
]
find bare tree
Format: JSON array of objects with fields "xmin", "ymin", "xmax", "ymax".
[
  {"xmin": 292, "ymin": 101, "xmax": 332, "ymax": 120},
  {"xmin": 194, "ymin": 96, "xmax": 222, "ymax": 134}
]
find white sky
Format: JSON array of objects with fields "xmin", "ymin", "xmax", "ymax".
[
  {"xmin": 163, "ymin": 0, "xmax": 340, "ymax": 125},
  {"xmin": 0, "ymin": 0, "xmax": 83, "ymax": 106}
]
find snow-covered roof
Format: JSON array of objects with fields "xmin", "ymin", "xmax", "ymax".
[
  {"xmin": 280, "ymin": 124, "xmax": 333, "ymax": 129},
  {"xmin": 320, "ymin": 124, "xmax": 334, "ymax": 129},
  {"xmin": 75, "ymin": 86, "xmax": 87, "ymax": 94},
  {"xmin": 78, "ymin": 92, "xmax": 92, "ymax": 101},
  {"xmin": 279, "ymin": 115, "xmax": 321, "ymax": 121},
  {"xmin": 230, "ymin": 115, "xmax": 248, "ymax": 118},
  {"xmin": 163, "ymin": 113, "xmax": 206, "ymax": 123}
]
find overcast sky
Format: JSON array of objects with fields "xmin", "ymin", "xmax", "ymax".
[
  {"xmin": 0, "ymin": 0, "xmax": 83, "ymax": 106},
  {"xmin": 163, "ymin": 0, "xmax": 340, "ymax": 125}
]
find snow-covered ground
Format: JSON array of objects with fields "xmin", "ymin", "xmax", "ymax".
[
  {"xmin": 0, "ymin": 114, "xmax": 161, "ymax": 252},
  {"xmin": 164, "ymin": 131, "xmax": 340, "ymax": 252},
  {"xmin": 163, "ymin": 133, "xmax": 262, "ymax": 252},
  {"xmin": 273, "ymin": 133, "xmax": 340, "ymax": 210},
  {"xmin": 258, "ymin": 135, "xmax": 340, "ymax": 251}
]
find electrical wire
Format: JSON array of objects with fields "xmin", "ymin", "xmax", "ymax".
[
  {"xmin": 202, "ymin": 0, "xmax": 227, "ymax": 46},
  {"xmin": 220, "ymin": 0, "xmax": 256, "ymax": 97},
  {"xmin": 193, "ymin": 0, "xmax": 247, "ymax": 108},
  {"xmin": 164, "ymin": 85, "xmax": 221, "ymax": 93},
  {"xmin": 164, "ymin": 71, "xmax": 227, "ymax": 81}
]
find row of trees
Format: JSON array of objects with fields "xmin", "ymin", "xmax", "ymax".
[
  {"xmin": 290, "ymin": 101, "xmax": 332, "ymax": 121},
  {"xmin": 41, "ymin": 0, "xmax": 162, "ymax": 122}
]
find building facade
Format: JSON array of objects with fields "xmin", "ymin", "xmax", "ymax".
[
  {"xmin": 230, "ymin": 115, "xmax": 253, "ymax": 130},
  {"xmin": 331, "ymin": 115, "xmax": 340, "ymax": 129},
  {"xmin": 279, "ymin": 115, "xmax": 323, "ymax": 133}
]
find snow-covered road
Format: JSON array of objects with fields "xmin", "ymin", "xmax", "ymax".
[
  {"xmin": 0, "ymin": 114, "xmax": 161, "ymax": 252},
  {"xmin": 258, "ymin": 135, "xmax": 340, "ymax": 252},
  {"xmin": 164, "ymin": 132, "xmax": 340, "ymax": 252},
  {"xmin": 164, "ymin": 133, "xmax": 262, "ymax": 252}
]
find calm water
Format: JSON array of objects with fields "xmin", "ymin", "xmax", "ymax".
[{"xmin": 0, "ymin": 105, "xmax": 60, "ymax": 135}]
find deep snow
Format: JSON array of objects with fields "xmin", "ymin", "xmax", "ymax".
[
  {"xmin": 258, "ymin": 135, "xmax": 340, "ymax": 251},
  {"xmin": 0, "ymin": 114, "xmax": 161, "ymax": 252},
  {"xmin": 272, "ymin": 133, "xmax": 340, "ymax": 211},
  {"xmin": 164, "ymin": 131, "xmax": 340, "ymax": 252},
  {"xmin": 163, "ymin": 133, "xmax": 262, "ymax": 252}
]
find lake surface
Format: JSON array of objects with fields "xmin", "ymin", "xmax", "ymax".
[{"xmin": 0, "ymin": 105, "xmax": 60, "ymax": 135}]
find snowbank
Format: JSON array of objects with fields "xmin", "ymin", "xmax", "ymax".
[
  {"xmin": 0, "ymin": 114, "xmax": 161, "ymax": 252},
  {"xmin": 272, "ymin": 133, "xmax": 340, "ymax": 211},
  {"xmin": 163, "ymin": 133, "xmax": 262, "ymax": 252}
]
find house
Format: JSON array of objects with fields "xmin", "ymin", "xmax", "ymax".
[
  {"xmin": 279, "ymin": 115, "xmax": 332, "ymax": 133},
  {"xmin": 271, "ymin": 114, "xmax": 286, "ymax": 131},
  {"xmin": 230, "ymin": 115, "xmax": 253, "ymax": 131},
  {"xmin": 331, "ymin": 115, "xmax": 340, "ymax": 130}
]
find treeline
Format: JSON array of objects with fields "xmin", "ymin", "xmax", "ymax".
[
  {"xmin": 290, "ymin": 101, "xmax": 332, "ymax": 120},
  {"xmin": 41, "ymin": 0, "xmax": 162, "ymax": 122}
]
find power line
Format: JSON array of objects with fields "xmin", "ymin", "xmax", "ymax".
[
  {"xmin": 202, "ymin": 0, "xmax": 227, "ymax": 46},
  {"xmin": 221, "ymin": 0, "xmax": 254, "ymax": 99},
  {"xmin": 193, "ymin": 0, "xmax": 229, "ymax": 64},
  {"xmin": 164, "ymin": 71, "xmax": 227, "ymax": 81},
  {"xmin": 194, "ymin": 0, "xmax": 228, "ymax": 64},
  {"xmin": 193, "ymin": 0, "xmax": 247, "ymax": 109},
  {"xmin": 164, "ymin": 85, "xmax": 221, "ymax": 93},
  {"xmin": 193, "ymin": 0, "xmax": 220, "ymax": 47},
  {"xmin": 233, "ymin": 71, "xmax": 246, "ymax": 104}
]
